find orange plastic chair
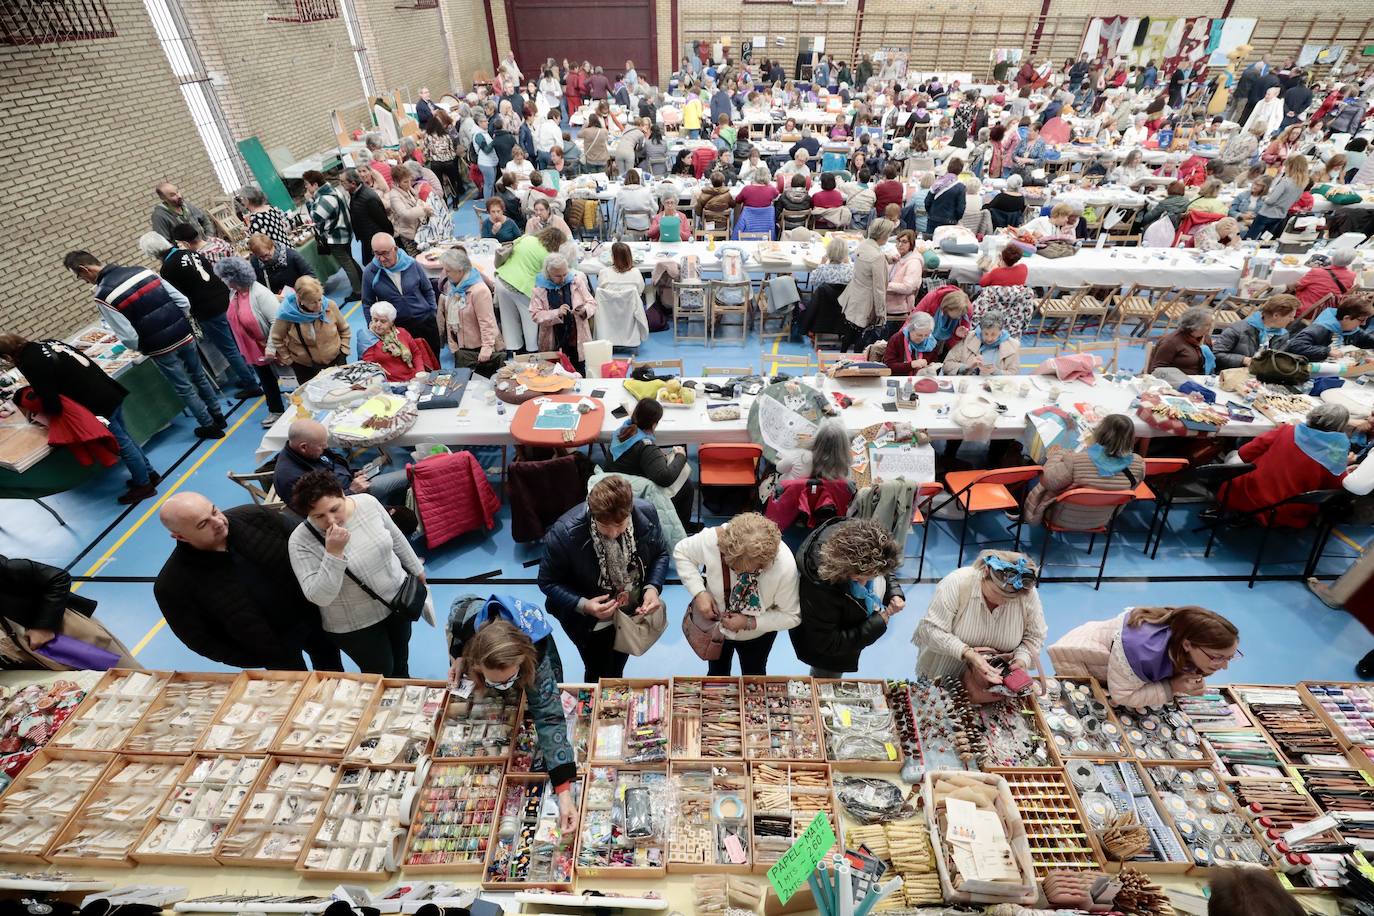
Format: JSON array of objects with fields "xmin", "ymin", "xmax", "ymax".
[
  {"xmin": 1133, "ymin": 457, "xmax": 1189, "ymax": 554},
  {"xmin": 1037, "ymin": 487, "xmax": 1136, "ymax": 589},
  {"xmin": 697, "ymin": 443, "xmax": 763, "ymax": 522},
  {"xmin": 908, "ymin": 480, "xmax": 947, "ymax": 579},
  {"xmin": 926, "ymin": 465, "xmax": 1042, "ymax": 567}
]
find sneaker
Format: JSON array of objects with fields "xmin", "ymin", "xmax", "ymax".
[
  {"xmin": 261, "ymin": 411, "xmax": 283, "ymax": 428},
  {"xmin": 212, "ymin": 414, "xmax": 228, "ymax": 430},
  {"xmin": 125, "ymin": 471, "xmax": 162, "ymax": 488},
  {"xmin": 117, "ymin": 482, "xmax": 158, "ymax": 505},
  {"xmin": 194, "ymin": 425, "xmax": 225, "ymax": 440},
  {"xmin": 1358, "ymin": 648, "xmax": 1374, "ymax": 680},
  {"xmin": 233, "ymin": 386, "xmax": 263, "ymax": 398}
]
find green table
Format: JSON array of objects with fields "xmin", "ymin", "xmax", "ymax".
[
  {"xmin": 296, "ymin": 238, "xmax": 342, "ymax": 285},
  {"xmin": 117, "ymin": 358, "xmax": 185, "ymax": 445}
]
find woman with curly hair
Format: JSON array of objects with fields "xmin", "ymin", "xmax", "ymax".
[
  {"xmin": 212, "ymin": 255, "xmax": 287, "ymax": 427},
  {"xmin": 673, "ymin": 513, "xmax": 801, "ymax": 675},
  {"xmin": 914, "ymin": 550, "xmax": 1047, "ymax": 700},
  {"xmin": 792, "ymin": 518, "xmax": 905, "ymax": 677}
]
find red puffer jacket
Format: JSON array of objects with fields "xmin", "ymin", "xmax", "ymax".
[{"xmin": 407, "ymin": 451, "xmax": 501, "ymax": 548}]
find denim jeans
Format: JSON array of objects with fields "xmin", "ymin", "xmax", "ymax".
[
  {"xmin": 480, "ymin": 164, "xmax": 498, "ymax": 200},
  {"xmin": 106, "ymin": 405, "xmax": 153, "ymax": 486},
  {"xmin": 196, "ymin": 312, "xmax": 257, "ymax": 389},
  {"xmin": 151, "ymin": 341, "xmax": 222, "ymax": 427},
  {"xmin": 367, "ymin": 469, "xmax": 410, "ymax": 506},
  {"xmin": 1246, "ymin": 214, "xmax": 1285, "ymax": 241}
]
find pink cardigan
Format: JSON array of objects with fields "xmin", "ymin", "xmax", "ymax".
[
  {"xmin": 1048, "ymin": 612, "xmax": 1172, "ymax": 710},
  {"xmin": 530, "ymin": 272, "xmax": 597, "ymax": 359},
  {"xmin": 883, "ymin": 253, "xmax": 924, "ymax": 320}
]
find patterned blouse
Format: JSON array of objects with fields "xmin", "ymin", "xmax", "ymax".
[{"xmin": 247, "ymin": 208, "xmax": 292, "ymax": 248}]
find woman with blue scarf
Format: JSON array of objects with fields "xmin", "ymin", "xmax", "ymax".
[
  {"xmin": 1285, "ymin": 300, "xmax": 1374, "ymax": 363},
  {"xmin": 265, "ymin": 275, "xmax": 350, "ymax": 384},
  {"xmin": 1224, "ymin": 403, "xmax": 1353, "ymax": 528},
  {"xmin": 1023, "ymin": 414, "xmax": 1145, "ymax": 528},
  {"xmin": 528, "ymin": 252, "xmax": 595, "ymax": 374},
  {"xmin": 882, "ymin": 310, "xmax": 939, "ymax": 376},
  {"xmin": 604, "ymin": 398, "xmax": 695, "ymax": 526},
  {"xmin": 437, "ymin": 248, "xmax": 504, "ymax": 376},
  {"xmin": 943, "ymin": 313, "xmax": 1021, "ymax": 375},
  {"xmin": 913, "ymin": 285, "xmax": 971, "ymax": 358},
  {"xmin": 1213, "ymin": 295, "xmax": 1298, "ymax": 370}
]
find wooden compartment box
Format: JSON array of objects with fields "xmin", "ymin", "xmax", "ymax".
[
  {"xmin": 402, "ymin": 760, "xmax": 505, "ymax": 874},
  {"xmin": 748, "ymin": 761, "xmax": 837, "ymax": 874},
  {"xmin": 1290, "ymin": 766, "xmax": 1374, "ymax": 847},
  {"xmin": 742, "ymin": 677, "xmax": 822, "ymax": 762},
  {"xmin": 670, "ymin": 677, "xmax": 743, "ymax": 760},
  {"xmin": 1111, "ymin": 703, "xmax": 1218, "ymax": 766},
  {"xmin": 217, "ymin": 755, "xmax": 340, "ymax": 868},
  {"xmin": 1036, "ymin": 676, "xmax": 1129, "ymax": 758},
  {"xmin": 998, "ymin": 767, "xmax": 1104, "ymax": 876},
  {"xmin": 1175, "ymin": 687, "xmax": 1255, "ymax": 732},
  {"xmin": 434, "ymin": 682, "xmax": 521, "ymax": 762},
  {"xmin": 485, "ymin": 771, "xmax": 585, "ymax": 888},
  {"xmin": 46, "ymin": 754, "xmax": 183, "ymax": 867},
  {"xmin": 1298, "ymin": 681, "xmax": 1374, "ymax": 750},
  {"xmin": 49, "ymin": 670, "xmax": 170, "ymax": 752},
  {"xmin": 839, "ymin": 797, "xmax": 944, "ymax": 909},
  {"xmin": 590, "ymin": 679, "xmax": 670, "ymax": 765},
  {"xmin": 1061, "ymin": 758, "xmax": 1191, "ymax": 874},
  {"xmin": 131, "ymin": 752, "xmax": 265, "ymax": 865},
  {"xmin": 274, "ymin": 672, "xmax": 380, "ymax": 758},
  {"xmin": 1226, "ymin": 685, "xmax": 1347, "ymax": 768},
  {"xmin": 510, "ymin": 684, "xmax": 594, "ymax": 774},
  {"xmin": 345, "ymin": 679, "xmax": 447, "ymax": 767},
  {"xmin": 121, "ymin": 672, "xmax": 236, "ymax": 756},
  {"xmin": 1229, "ymin": 777, "xmax": 1345, "ymax": 892},
  {"xmin": 666, "ymin": 761, "xmax": 751, "ymax": 873},
  {"xmin": 574, "ymin": 764, "xmax": 668, "ymax": 879},
  {"xmin": 1136, "ymin": 760, "xmax": 1274, "ymax": 875},
  {"xmin": 0, "ymin": 749, "xmax": 113, "ymax": 864},
  {"xmin": 197, "ymin": 671, "xmax": 309, "ymax": 754},
  {"xmin": 1200, "ymin": 729, "xmax": 1289, "ymax": 779},
  {"xmin": 297, "ymin": 763, "xmax": 416, "ymax": 879},
  {"xmin": 814, "ymin": 678, "xmax": 904, "ymax": 772}
]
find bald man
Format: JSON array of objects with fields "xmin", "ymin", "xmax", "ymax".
[
  {"xmin": 153, "ymin": 493, "xmax": 340, "ymax": 671},
  {"xmin": 361, "ymin": 231, "xmax": 442, "ymax": 358},
  {"xmin": 271, "ymin": 418, "xmax": 410, "ymax": 511}
]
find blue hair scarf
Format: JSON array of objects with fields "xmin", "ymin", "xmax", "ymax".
[
  {"xmin": 983, "ymin": 554, "xmax": 1035, "ymax": 590},
  {"xmin": 1313, "ymin": 307, "xmax": 1351, "ymax": 344},
  {"xmin": 451, "ymin": 268, "xmax": 484, "ymax": 297},
  {"xmin": 1200, "ymin": 343, "xmax": 1216, "ymax": 375},
  {"xmin": 609, "ymin": 420, "xmax": 651, "ymax": 461},
  {"xmin": 848, "ymin": 579, "xmax": 882, "ymax": 616},
  {"xmin": 1087, "ymin": 444, "xmax": 1133, "ymax": 477},
  {"xmin": 1293, "ymin": 424, "xmax": 1351, "ymax": 476},
  {"xmin": 276, "ymin": 289, "xmax": 329, "ymax": 325},
  {"xmin": 1246, "ymin": 310, "xmax": 1286, "ymax": 347}
]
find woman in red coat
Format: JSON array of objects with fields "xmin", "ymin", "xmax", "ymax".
[
  {"xmin": 362, "ymin": 301, "xmax": 439, "ymax": 382},
  {"xmin": 1222, "ymin": 403, "xmax": 1351, "ymax": 527},
  {"xmin": 565, "ymin": 64, "xmax": 586, "ymax": 119}
]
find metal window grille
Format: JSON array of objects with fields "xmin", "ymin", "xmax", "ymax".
[
  {"xmin": 1, "ymin": 0, "xmax": 118, "ymax": 46},
  {"xmin": 395, "ymin": 0, "xmax": 437, "ymax": 9},
  {"xmin": 266, "ymin": 0, "xmax": 338, "ymax": 23}
]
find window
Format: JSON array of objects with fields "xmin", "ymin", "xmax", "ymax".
[
  {"xmin": 266, "ymin": 0, "xmax": 338, "ymax": 23},
  {"xmin": 1, "ymin": 0, "xmax": 117, "ymax": 45}
]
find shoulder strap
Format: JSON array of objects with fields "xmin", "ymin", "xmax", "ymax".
[
  {"xmin": 303, "ymin": 519, "xmax": 390, "ymax": 605},
  {"xmin": 1325, "ymin": 268, "xmax": 1348, "ymax": 294},
  {"xmin": 1121, "ymin": 463, "xmax": 1138, "ymax": 488},
  {"xmin": 719, "ymin": 551, "xmax": 731, "ymax": 601}
]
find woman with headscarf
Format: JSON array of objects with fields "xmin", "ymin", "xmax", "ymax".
[
  {"xmin": 941, "ymin": 313, "xmax": 1020, "ymax": 375},
  {"xmin": 266, "ymin": 276, "xmax": 350, "ymax": 384},
  {"xmin": 437, "ymin": 248, "xmax": 504, "ymax": 377},
  {"xmin": 529, "ymin": 252, "xmax": 595, "ymax": 374},
  {"xmin": 1023, "ymin": 413, "xmax": 1145, "ymax": 527},
  {"xmin": 1222, "ymin": 403, "xmax": 1352, "ymax": 527},
  {"xmin": 212, "ymin": 256, "xmax": 287, "ymax": 426},
  {"xmin": 914, "ymin": 550, "xmax": 1047, "ymax": 701},
  {"xmin": 362, "ymin": 301, "xmax": 439, "ymax": 382}
]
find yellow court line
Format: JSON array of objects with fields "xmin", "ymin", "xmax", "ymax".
[
  {"xmin": 130, "ymin": 619, "xmax": 166, "ymax": 657},
  {"xmin": 1334, "ymin": 529, "xmax": 1367, "ymax": 554},
  {"xmin": 768, "ymin": 339, "xmax": 780, "ymax": 376}
]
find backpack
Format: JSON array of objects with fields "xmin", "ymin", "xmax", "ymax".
[{"xmin": 1249, "ymin": 349, "xmax": 1310, "ymax": 386}]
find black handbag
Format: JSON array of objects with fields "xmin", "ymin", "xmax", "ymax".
[
  {"xmin": 305, "ymin": 523, "xmax": 427, "ymax": 621},
  {"xmin": 1250, "ymin": 349, "xmax": 1310, "ymax": 386}
]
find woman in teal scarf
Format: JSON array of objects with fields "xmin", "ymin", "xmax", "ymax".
[
  {"xmin": 1023, "ymin": 414, "xmax": 1145, "ymax": 528},
  {"xmin": 1212, "ymin": 295, "xmax": 1299, "ymax": 370}
]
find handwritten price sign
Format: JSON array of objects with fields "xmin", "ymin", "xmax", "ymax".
[{"xmin": 766, "ymin": 810, "xmax": 836, "ymax": 905}]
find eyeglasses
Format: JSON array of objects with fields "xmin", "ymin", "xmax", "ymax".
[{"xmin": 1199, "ymin": 646, "xmax": 1241, "ymax": 664}]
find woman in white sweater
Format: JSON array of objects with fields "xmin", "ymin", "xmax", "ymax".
[
  {"xmin": 673, "ymin": 512, "xmax": 800, "ymax": 675},
  {"xmin": 913, "ymin": 550, "xmax": 1047, "ymax": 698}
]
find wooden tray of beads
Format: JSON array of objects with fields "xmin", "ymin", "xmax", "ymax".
[
  {"xmin": 510, "ymin": 684, "xmax": 594, "ymax": 773},
  {"xmin": 1035, "ymin": 676, "xmax": 1130, "ymax": 759},
  {"xmin": 434, "ymin": 681, "xmax": 522, "ymax": 763},
  {"xmin": 485, "ymin": 771, "xmax": 587, "ymax": 888},
  {"xmin": 1228, "ymin": 777, "xmax": 1345, "ymax": 894},
  {"xmin": 1063, "ymin": 757, "xmax": 1192, "ymax": 876},
  {"xmin": 1288, "ymin": 765, "xmax": 1374, "ymax": 849},
  {"xmin": 1225, "ymin": 685, "xmax": 1348, "ymax": 768},
  {"xmin": 1136, "ymin": 760, "xmax": 1275, "ymax": 877},
  {"xmin": 590, "ymin": 679, "xmax": 671, "ymax": 766},
  {"xmin": 997, "ymin": 767, "xmax": 1104, "ymax": 876},
  {"xmin": 573, "ymin": 764, "xmax": 667, "ymax": 880},
  {"xmin": 748, "ymin": 761, "xmax": 838, "ymax": 875},
  {"xmin": 402, "ymin": 760, "xmax": 505, "ymax": 874},
  {"xmin": 742, "ymin": 677, "xmax": 822, "ymax": 762},
  {"xmin": 120, "ymin": 672, "xmax": 237, "ymax": 756},
  {"xmin": 1298, "ymin": 681, "xmax": 1374, "ymax": 752},
  {"xmin": 814, "ymin": 679, "xmax": 904, "ymax": 772},
  {"xmin": 666, "ymin": 760, "xmax": 752, "ymax": 873},
  {"xmin": 670, "ymin": 677, "xmax": 744, "ymax": 760}
]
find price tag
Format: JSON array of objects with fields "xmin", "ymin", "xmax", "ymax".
[
  {"xmin": 1362, "ymin": 771, "xmax": 1374, "ymax": 788},
  {"xmin": 767, "ymin": 810, "xmax": 836, "ymax": 905},
  {"xmin": 1276, "ymin": 872, "xmax": 1295, "ymax": 890},
  {"xmin": 885, "ymin": 742, "xmax": 898, "ymax": 761},
  {"xmin": 840, "ymin": 709, "xmax": 852, "ymax": 727}
]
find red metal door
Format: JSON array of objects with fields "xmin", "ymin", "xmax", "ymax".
[{"xmin": 505, "ymin": 0, "xmax": 657, "ymax": 86}]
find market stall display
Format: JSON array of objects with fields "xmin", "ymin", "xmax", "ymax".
[
  {"xmin": 670, "ymin": 678, "xmax": 743, "ymax": 759},
  {"xmin": 218, "ymin": 757, "xmax": 338, "ymax": 867},
  {"xmin": 667, "ymin": 762, "xmax": 751, "ymax": 871},
  {"xmin": 575, "ymin": 766, "xmax": 667, "ymax": 875},
  {"xmin": 487, "ymin": 773, "xmax": 581, "ymax": 887},
  {"xmin": 299, "ymin": 765, "xmax": 415, "ymax": 877},
  {"xmin": 50, "ymin": 671, "xmax": 170, "ymax": 752},
  {"xmin": 402, "ymin": 761, "xmax": 502, "ymax": 873}
]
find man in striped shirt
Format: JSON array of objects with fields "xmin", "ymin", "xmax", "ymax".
[
  {"xmin": 303, "ymin": 170, "xmax": 363, "ymax": 302},
  {"xmin": 64, "ymin": 250, "xmax": 227, "ymax": 440}
]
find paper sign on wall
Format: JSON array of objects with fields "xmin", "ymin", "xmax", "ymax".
[
  {"xmin": 767, "ymin": 810, "xmax": 835, "ymax": 904},
  {"xmin": 814, "ymin": 36, "xmax": 825, "ymax": 52}
]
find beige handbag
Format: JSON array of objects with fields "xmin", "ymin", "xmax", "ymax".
[
  {"xmin": 0, "ymin": 606, "xmax": 139, "ymax": 671},
  {"xmin": 1218, "ymin": 367, "xmax": 1250, "ymax": 392},
  {"xmin": 612, "ymin": 587, "xmax": 668, "ymax": 656}
]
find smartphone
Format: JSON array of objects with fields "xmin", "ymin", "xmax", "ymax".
[
  {"xmin": 612, "ymin": 405, "xmax": 629, "ymax": 419},
  {"xmin": 591, "ymin": 388, "xmax": 607, "ymax": 399},
  {"xmin": 882, "ymin": 402, "xmax": 897, "ymax": 412}
]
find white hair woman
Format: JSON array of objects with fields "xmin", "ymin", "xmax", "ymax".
[
  {"xmin": 1222, "ymin": 402, "xmax": 1354, "ymax": 528},
  {"xmin": 437, "ymin": 248, "xmax": 504, "ymax": 376},
  {"xmin": 1147, "ymin": 305, "xmax": 1214, "ymax": 375},
  {"xmin": 883, "ymin": 309, "xmax": 936, "ymax": 376},
  {"xmin": 674, "ymin": 512, "xmax": 801, "ymax": 675},
  {"xmin": 529, "ymin": 252, "xmax": 595, "ymax": 374},
  {"xmin": 941, "ymin": 312, "xmax": 1021, "ymax": 376},
  {"xmin": 361, "ymin": 300, "xmax": 440, "ymax": 382},
  {"xmin": 809, "ymin": 237, "xmax": 853, "ymax": 287}
]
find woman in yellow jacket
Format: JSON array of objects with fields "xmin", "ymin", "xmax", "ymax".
[{"xmin": 682, "ymin": 91, "xmax": 704, "ymax": 139}]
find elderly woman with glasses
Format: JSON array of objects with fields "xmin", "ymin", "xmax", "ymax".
[
  {"xmin": 529, "ymin": 252, "xmax": 595, "ymax": 374},
  {"xmin": 941, "ymin": 312, "xmax": 1020, "ymax": 375},
  {"xmin": 914, "ymin": 550, "xmax": 1047, "ymax": 702},
  {"xmin": 361, "ymin": 301, "xmax": 440, "ymax": 382},
  {"xmin": 1147, "ymin": 306, "xmax": 1215, "ymax": 376},
  {"xmin": 1049, "ymin": 606, "xmax": 1240, "ymax": 709}
]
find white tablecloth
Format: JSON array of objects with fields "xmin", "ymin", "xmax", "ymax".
[{"xmin": 942, "ymin": 246, "xmax": 1247, "ymax": 289}]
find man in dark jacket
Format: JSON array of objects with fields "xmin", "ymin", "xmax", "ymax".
[
  {"xmin": 791, "ymin": 517, "xmax": 905, "ymax": 677},
  {"xmin": 1068, "ymin": 54, "xmax": 1090, "ymax": 91},
  {"xmin": 1212, "ymin": 295, "xmax": 1300, "ymax": 369},
  {"xmin": 537, "ymin": 476, "xmax": 668, "ymax": 680},
  {"xmin": 162, "ymin": 224, "xmax": 260, "ymax": 397},
  {"xmin": 0, "ymin": 554, "xmax": 79, "ymax": 652},
  {"xmin": 340, "ymin": 168, "xmax": 393, "ymax": 267},
  {"xmin": 155, "ymin": 492, "xmax": 341, "ymax": 671},
  {"xmin": 272, "ymin": 418, "xmax": 410, "ymax": 509},
  {"xmin": 0, "ymin": 334, "xmax": 160, "ymax": 503},
  {"xmin": 1284, "ymin": 299, "xmax": 1374, "ymax": 361},
  {"xmin": 1242, "ymin": 62, "xmax": 1281, "ymax": 125},
  {"xmin": 1281, "ymin": 75, "xmax": 1313, "ymax": 130},
  {"xmin": 709, "ymin": 84, "xmax": 734, "ymax": 126}
]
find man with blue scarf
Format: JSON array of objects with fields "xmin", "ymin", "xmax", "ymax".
[
  {"xmin": 1224, "ymin": 403, "xmax": 1353, "ymax": 528},
  {"xmin": 1285, "ymin": 300, "xmax": 1374, "ymax": 362},
  {"xmin": 1213, "ymin": 295, "xmax": 1299, "ymax": 369},
  {"xmin": 362, "ymin": 233, "xmax": 442, "ymax": 360}
]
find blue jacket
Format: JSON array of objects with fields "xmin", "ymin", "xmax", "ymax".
[
  {"xmin": 537, "ymin": 500, "xmax": 669, "ymax": 638},
  {"xmin": 361, "ymin": 259, "xmax": 437, "ymax": 322},
  {"xmin": 93, "ymin": 264, "xmax": 193, "ymax": 357},
  {"xmin": 924, "ymin": 180, "xmax": 967, "ymax": 231},
  {"xmin": 710, "ymin": 89, "xmax": 734, "ymax": 126},
  {"xmin": 272, "ymin": 445, "xmax": 352, "ymax": 508}
]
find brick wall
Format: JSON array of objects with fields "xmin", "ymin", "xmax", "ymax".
[
  {"xmin": 355, "ymin": 0, "xmax": 451, "ymax": 100},
  {"xmin": 181, "ymin": 0, "xmax": 367, "ymax": 164},
  {"xmin": 0, "ymin": 0, "xmax": 221, "ymax": 341},
  {"xmin": 440, "ymin": 0, "xmax": 495, "ymax": 90}
]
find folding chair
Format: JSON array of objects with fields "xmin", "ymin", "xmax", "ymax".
[
  {"xmin": 1126, "ymin": 457, "xmax": 1189, "ymax": 554},
  {"xmin": 1035, "ymin": 286, "xmax": 1104, "ymax": 341},
  {"xmin": 703, "ymin": 365, "xmax": 754, "ymax": 377},
  {"xmin": 672, "ymin": 280, "xmax": 709, "ymax": 344},
  {"xmin": 632, "ymin": 358, "xmax": 686, "ymax": 376},
  {"xmin": 1067, "ymin": 339, "xmax": 1120, "ymax": 373},
  {"xmin": 227, "ymin": 462, "xmax": 283, "ymax": 511},
  {"xmin": 1145, "ymin": 462, "xmax": 1254, "ymax": 560},
  {"xmin": 697, "ymin": 443, "xmax": 764, "ymax": 523},
  {"xmin": 768, "ymin": 352, "xmax": 819, "ymax": 374},
  {"xmin": 925, "ymin": 466, "xmax": 1042, "ymax": 567},
  {"xmin": 709, "ymin": 279, "xmax": 752, "ymax": 344},
  {"xmin": 779, "ymin": 208, "xmax": 812, "ymax": 233},
  {"xmin": 1107, "ymin": 283, "xmax": 1171, "ymax": 336},
  {"xmin": 1203, "ymin": 488, "xmax": 1349, "ymax": 588},
  {"xmin": 909, "ymin": 480, "xmax": 950, "ymax": 579},
  {"xmin": 1224, "ymin": 294, "xmax": 1268, "ymax": 319},
  {"xmin": 1037, "ymin": 487, "xmax": 1136, "ymax": 590},
  {"xmin": 1017, "ymin": 344, "xmax": 1063, "ymax": 373},
  {"xmin": 1153, "ymin": 288, "xmax": 1218, "ymax": 335},
  {"xmin": 817, "ymin": 350, "xmax": 867, "ymax": 372}
]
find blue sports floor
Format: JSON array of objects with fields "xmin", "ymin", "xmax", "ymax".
[{"xmin": 6, "ymin": 205, "xmax": 1371, "ymax": 684}]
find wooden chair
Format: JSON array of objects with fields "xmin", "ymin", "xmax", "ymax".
[
  {"xmin": 632, "ymin": 358, "xmax": 686, "ymax": 376},
  {"xmin": 1153, "ymin": 288, "xmax": 1218, "ymax": 334},
  {"xmin": 1016, "ymin": 344, "xmax": 1063, "ymax": 373},
  {"xmin": 1037, "ymin": 487, "xmax": 1137, "ymax": 590},
  {"xmin": 817, "ymin": 350, "xmax": 867, "ymax": 372},
  {"xmin": 1035, "ymin": 285, "xmax": 1105, "ymax": 341},
  {"xmin": 1102, "ymin": 209, "xmax": 1141, "ymax": 246},
  {"xmin": 227, "ymin": 465, "xmax": 283, "ymax": 511},
  {"xmin": 737, "ymin": 231, "xmax": 772, "ymax": 242},
  {"xmin": 1224, "ymin": 293, "xmax": 1268, "ymax": 319},
  {"xmin": 672, "ymin": 279, "xmax": 709, "ymax": 344},
  {"xmin": 1067, "ymin": 339, "xmax": 1120, "ymax": 373},
  {"xmin": 768, "ymin": 352, "xmax": 819, "ymax": 374},
  {"xmin": 709, "ymin": 280, "xmax": 752, "ymax": 344},
  {"xmin": 703, "ymin": 365, "xmax": 753, "ymax": 377},
  {"xmin": 1131, "ymin": 457, "xmax": 1190, "ymax": 555},
  {"xmin": 1107, "ymin": 283, "xmax": 1171, "ymax": 336},
  {"xmin": 779, "ymin": 208, "xmax": 812, "ymax": 233}
]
